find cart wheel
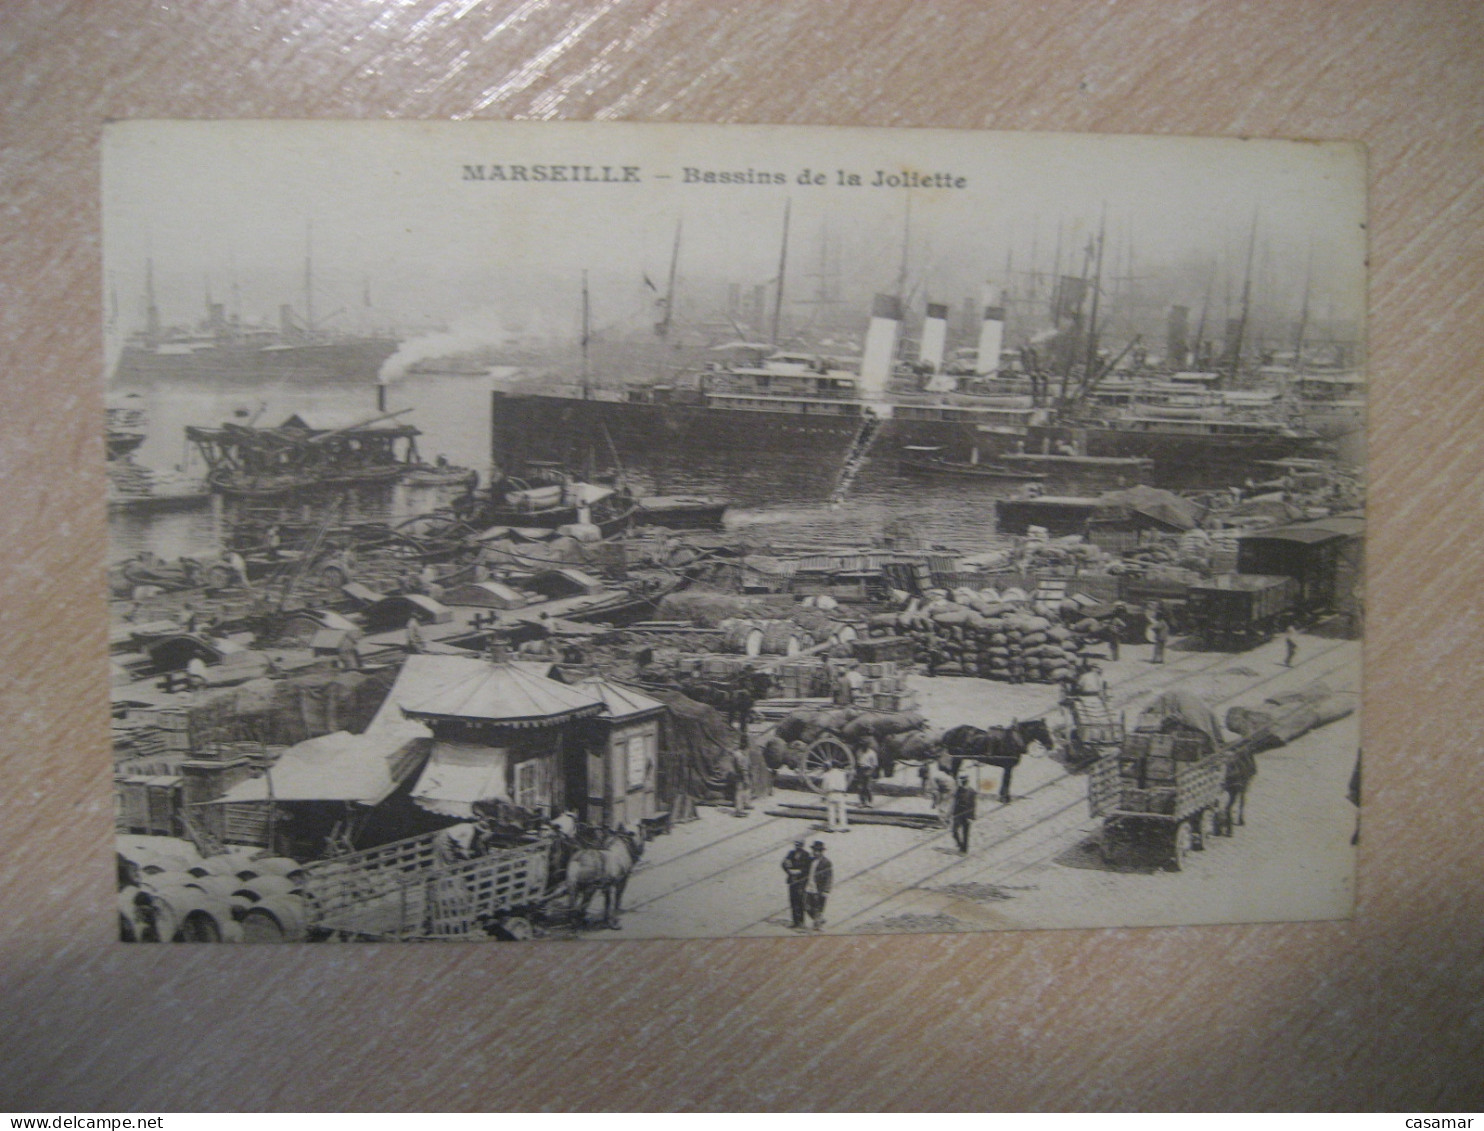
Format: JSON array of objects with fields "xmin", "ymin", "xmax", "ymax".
[
  {"xmin": 803, "ymin": 737, "xmax": 853, "ymax": 793},
  {"xmin": 321, "ymin": 564, "xmax": 349, "ymax": 588},
  {"xmin": 1168, "ymin": 822, "xmax": 1193, "ymax": 872},
  {"xmin": 493, "ymin": 915, "xmax": 534, "ymax": 942}
]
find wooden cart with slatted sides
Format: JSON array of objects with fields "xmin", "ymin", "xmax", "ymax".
[{"xmin": 1087, "ymin": 728, "xmax": 1227, "ymax": 872}]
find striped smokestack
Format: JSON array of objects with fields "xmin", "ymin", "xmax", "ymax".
[
  {"xmin": 975, "ymin": 284, "xmax": 1005, "ymax": 376},
  {"xmin": 859, "ymin": 293, "xmax": 903, "ymax": 401},
  {"xmin": 918, "ymin": 302, "xmax": 949, "ymax": 371}
]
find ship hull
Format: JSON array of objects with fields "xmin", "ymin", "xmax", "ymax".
[
  {"xmin": 489, "ymin": 391, "xmax": 1325, "ymax": 491},
  {"xmin": 112, "ymin": 337, "xmax": 400, "ymax": 388},
  {"xmin": 491, "ymin": 393, "xmax": 867, "ymax": 468}
]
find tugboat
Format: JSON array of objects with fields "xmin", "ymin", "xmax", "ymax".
[{"xmin": 455, "ymin": 461, "xmax": 639, "ymax": 539}]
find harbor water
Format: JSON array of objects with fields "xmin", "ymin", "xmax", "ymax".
[{"xmin": 108, "ymin": 375, "xmax": 1057, "ymax": 562}]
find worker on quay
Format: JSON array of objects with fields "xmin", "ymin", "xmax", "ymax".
[
  {"xmin": 853, "ymin": 734, "xmax": 880, "ymax": 809},
  {"xmin": 950, "ymin": 772, "xmax": 978, "ymax": 854},
  {"xmin": 1104, "ymin": 604, "xmax": 1127, "ymax": 661},
  {"xmin": 1073, "ymin": 658, "xmax": 1108, "ymax": 705},
  {"xmin": 1148, "ymin": 610, "xmax": 1169, "ymax": 664},
  {"xmin": 1283, "ymin": 624, "xmax": 1299, "ymax": 667},
  {"xmin": 821, "ymin": 759, "xmax": 851, "ymax": 833},
  {"xmin": 803, "ymin": 841, "xmax": 834, "ymax": 931},
  {"xmin": 728, "ymin": 746, "xmax": 752, "ymax": 818},
  {"xmin": 781, "ymin": 839, "xmax": 812, "ymax": 930}
]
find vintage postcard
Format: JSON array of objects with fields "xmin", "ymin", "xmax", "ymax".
[{"xmin": 105, "ymin": 121, "xmax": 1364, "ymax": 942}]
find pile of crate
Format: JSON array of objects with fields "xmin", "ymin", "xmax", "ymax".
[
  {"xmin": 856, "ymin": 661, "xmax": 918, "ymax": 712},
  {"xmin": 1109, "ymin": 730, "xmax": 1215, "ymax": 815},
  {"xmin": 770, "ymin": 660, "xmax": 835, "ymax": 699},
  {"xmin": 112, "ymin": 706, "xmax": 195, "ymax": 763}
]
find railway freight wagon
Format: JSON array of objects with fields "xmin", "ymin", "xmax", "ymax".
[
  {"xmin": 1236, "ymin": 514, "xmax": 1364, "ymax": 629},
  {"xmin": 1185, "ymin": 573, "xmax": 1300, "ymax": 649}
]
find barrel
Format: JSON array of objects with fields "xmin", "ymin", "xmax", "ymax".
[
  {"xmin": 725, "ymin": 622, "xmax": 764, "ymax": 656},
  {"xmin": 759, "ymin": 621, "xmax": 802, "ymax": 656},
  {"xmin": 831, "ymin": 624, "xmax": 859, "ymax": 645},
  {"xmin": 239, "ymin": 895, "xmax": 310, "ymax": 943}
]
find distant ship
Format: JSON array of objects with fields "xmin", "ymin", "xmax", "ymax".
[{"xmin": 110, "ymin": 256, "xmax": 399, "ymax": 389}]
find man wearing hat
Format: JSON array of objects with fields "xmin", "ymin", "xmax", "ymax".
[
  {"xmin": 950, "ymin": 772, "xmax": 978, "ymax": 854},
  {"xmin": 803, "ymin": 840, "xmax": 834, "ymax": 931},
  {"xmin": 781, "ymin": 838, "xmax": 812, "ymax": 930}
]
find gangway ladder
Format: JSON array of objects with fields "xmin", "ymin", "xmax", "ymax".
[{"xmin": 828, "ymin": 412, "xmax": 885, "ymax": 507}]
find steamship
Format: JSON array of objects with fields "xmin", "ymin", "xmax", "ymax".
[{"xmin": 490, "ymin": 292, "xmax": 1324, "ymax": 489}]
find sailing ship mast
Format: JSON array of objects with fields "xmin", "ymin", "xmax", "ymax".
[
  {"xmin": 580, "ymin": 270, "xmax": 592, "ymax": 400},
  {"xmin": 770, "ymin": 199, "xmax": 791, "ymax": 346},
  {"xmin": 304, "ymin": 219, "xmax": 315, "ymax": 335},
  {"xmin": 1227, "ymin": 211, "xmax": 1259, "ymax": 385},
  {"xmin": 1293, "ymin": 245, "xmax": 1313, "ymax": 376}
]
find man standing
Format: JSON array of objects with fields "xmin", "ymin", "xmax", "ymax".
[
  {"xmin": 822, "ymin": 760, "xmax": 850, "ymax": 832},
  {"xmin": 951, "ymin": 773, "xmax": 978, "ymax": 854},
  {"xmin": 1283, "ymin": 625, "xmax": 1299, "ymax": 667},
  {"xmin": 781, "ymin": 839, "xmax": 812, "ymax": 930},
  {"xmin": 803, "ymin": 841, "xmax": 834, "ymax": 931},
  {"xmin": 730, "ymin": 746, "xmax": 752, "ymax": 817},
  {"xmin": 1149, "ymin": 611, "xmax": 1168, "ymax": 664},
  {"xmin": 854, "ymin": 735, "xmax": 880, "ymax": 808},
  {"xmin": 1105, "ymin": 605, "xmax": 1126, "ymax": 661}
]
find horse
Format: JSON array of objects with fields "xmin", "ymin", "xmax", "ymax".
[
  {"xmin": 1216, "ymin": 745, "xmax": 1258, "ymax": 836},
  {"xmin": 566, "ymin": 826, "xmax": 644, "ymax": 929},
  {"xmin": 679, "ymin": 666, "xmax": 775, "ymax": 731},
  {"xmin": 939, "ymin": 719, "xmax": 1056, "ymax": 804}
]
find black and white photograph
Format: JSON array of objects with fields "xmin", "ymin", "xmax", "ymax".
[{"xmin": 104, "ymin": 120, "xmax": 1365, "ymax": 943}]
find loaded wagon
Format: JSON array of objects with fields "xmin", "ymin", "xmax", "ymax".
[
  {"xmin": 1087, "ymin": 690, "xmax": 1228, "ymax": 871},
  {"xmin": 1185, "ymin": 573, "xmax": 1299, "ymax": 649},
  {"xmin": 297, "ymin": 831, "xmax": 560, "ymax": 941},
  {"xmin": 1058, "ymin": 695, "xmax": 1126, "ymax": 767}
]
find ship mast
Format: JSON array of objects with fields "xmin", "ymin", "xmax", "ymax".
[
  {"xmin": 304, "ymin": 219, "xmax": 315, "ymax": 335},
  {"xmin": 144, "ymin": 258, "xmax": 161, "ymax": 344},
  {"xmin": 1228, "ymin": 210, "xmax": 1259, "ymax": 385},
  {"xmin": 580, "ymin": 269, "xmax": 592, "ymax": 401},
  {"xmin": 1293, "ymin": 244, "xmax": 1313, "ymax": 376},
  {"xmin": 659, "ymin": 217, "xmax": 682, "ymax": 341},
  {"xmin": 770, "ymin": 198, "xmax": 791, "ymax": 346}
]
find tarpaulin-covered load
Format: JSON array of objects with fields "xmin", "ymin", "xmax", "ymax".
[
  {"xmin": 215, "ymin": 723, "xmax": 429, "ymax": 805},
  {"xmin": 651, "ymin": 690, "xmax": 768, "ymax": 820},
  {"xmin": 1134, "ymin": 688, "xmax": 1223, "ymax": 747},
  {"xmin": 1092, "ymin": 485, "xmax": 1203, "ymax": 532},
  {"xmin": 187, "ymin": 668, "xmax": 400, "ymax": 748},
  {"xmin": 1225, "ymin": 681, "xmax": 1358, "ymax": 749}
]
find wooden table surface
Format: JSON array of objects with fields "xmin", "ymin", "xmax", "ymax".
[{"xmin": 2, "ymin": 0, "xmax": 1481, "ymax": 1112}]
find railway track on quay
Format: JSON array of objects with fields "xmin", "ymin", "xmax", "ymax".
[{"xmin": 622, "ymin": 636, "xmax": 1359, "ymax": 938}]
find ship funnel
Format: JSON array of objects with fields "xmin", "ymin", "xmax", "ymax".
[
  {"xmin": 975, "ymin": 285, "xmax": 1005, "ymax": 376},
  {"xmin": 859, "ymin": 293, "xmax": 902, "ymax": 401},
  {"xmin": 919, "ymin": 302, "xmax": 948, "ymax": 371},
  {"xmin": 1167, "ymin": 304, "xmax": 1190, "ymax": 367}
]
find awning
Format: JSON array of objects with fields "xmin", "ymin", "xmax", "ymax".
[{"xmin": 410, "ymin": 741, "xmax": 510, "ymax": 818}]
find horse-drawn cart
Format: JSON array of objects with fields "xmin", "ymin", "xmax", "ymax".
[
  {"xmin": 1058, "ymin": 695, "xmax": 1126, "ymax": 767},
  {"xmin": 1087, "ymin": 690, "xmax": 1228, "ymax": 871},
  {"xmin": 299, "ymin": 832, "xmax": 562, "ymax": 941}
]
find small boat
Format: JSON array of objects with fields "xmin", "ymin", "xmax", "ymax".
[
  {"xmin": 636, "ymin": 495, "xmax": 730, "ymax": 529},
  {"xmin": 997, "ymin": 451, "xmax": 1154, "ymax": 477},
  {"xmin": 401, "ymin": 462, "xmax": 479, "ymax": 488},
  {"xmin": 897, "ymin": 447, "xmax": 1044, "ymax": 482},
  {"xmin": 994, "ymin": 495, "xmax": 1100, "ymax": 536}
]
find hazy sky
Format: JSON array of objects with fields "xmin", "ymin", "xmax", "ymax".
[{"xmin": 103, "ymin": 121, "xmax": 1366, "ymax": 356}]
